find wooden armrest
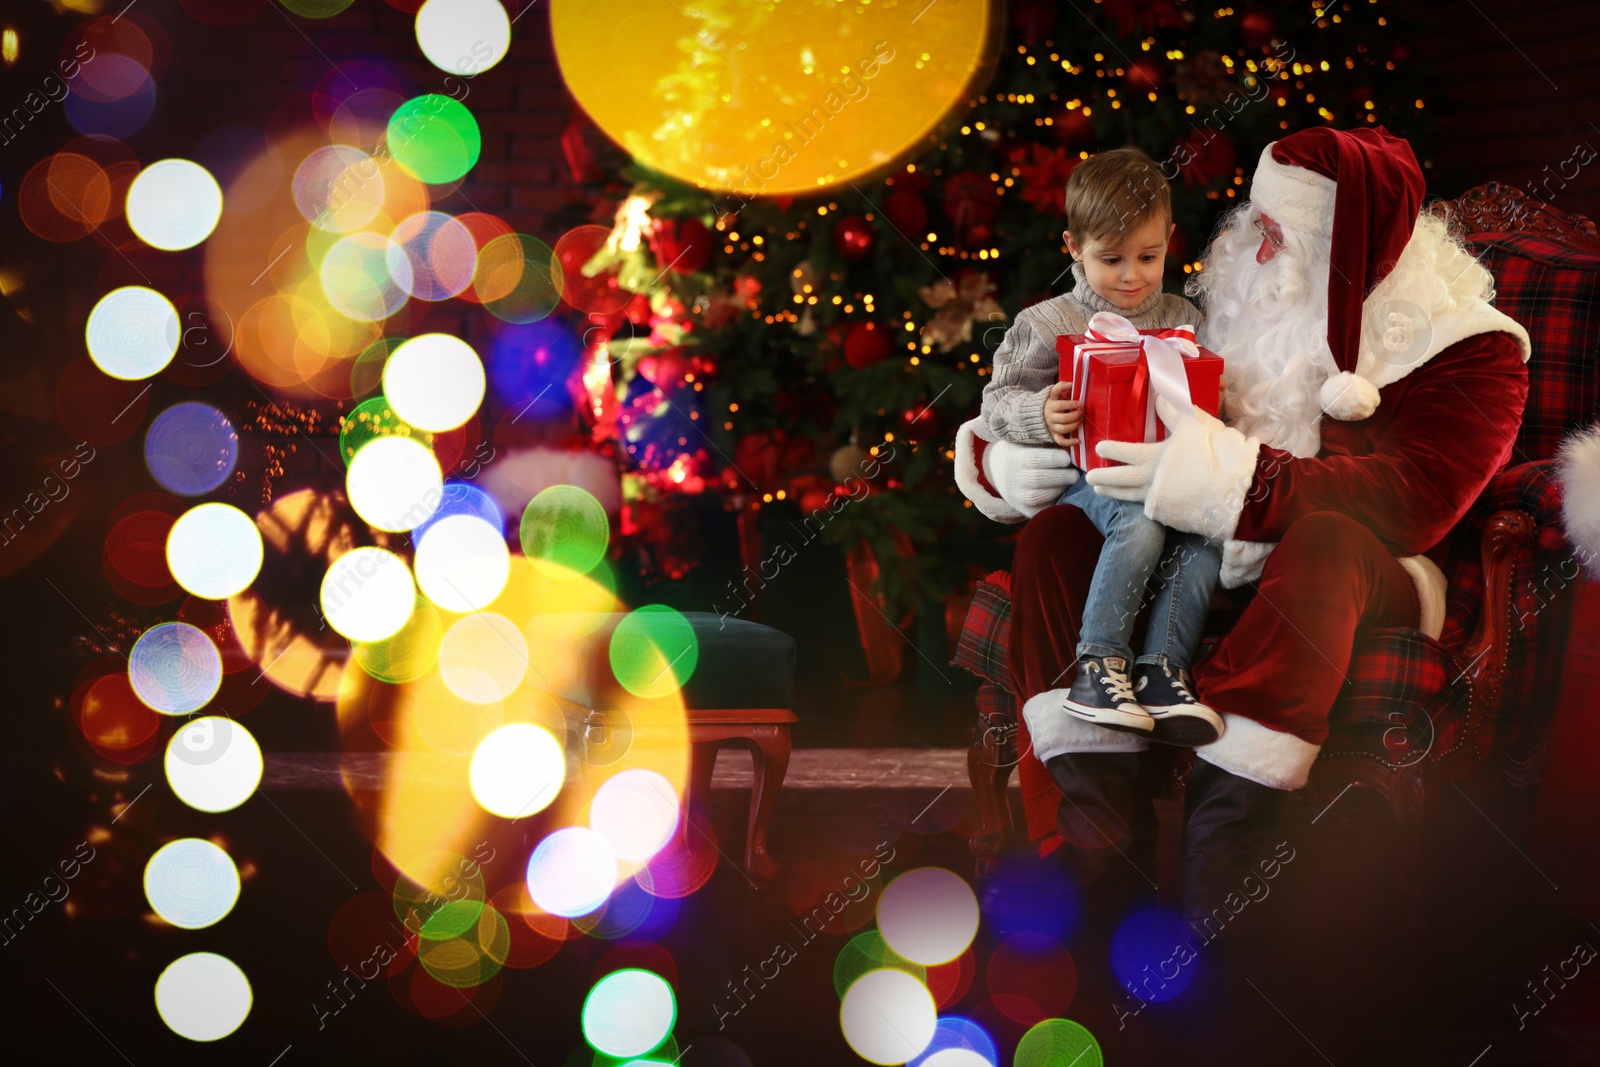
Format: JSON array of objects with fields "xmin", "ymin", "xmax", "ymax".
[{"xmin": 1458, "ymin": 509, "xmax": 1536, "ymax": 759}]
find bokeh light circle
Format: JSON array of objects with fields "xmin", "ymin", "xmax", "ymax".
[
  {"xmin": 144, "ymin": 402, "xmax": 238, "ymax": 495},
  {"xmin": 439, "ymin": 612, "xmax": 527, "ymax": 703},
  {"xmin": 382, "ymin": 333, "xmax": 485, "ymax": 432},
  {"xmin": 1110, "ymin": 908, "xmax": 1199, "ymax": 1004},
  {"xmin": 840, "ymin": 968, "xmax": 938, "ymax": 1065},
  {"xmin": 519, "ymin": 484, "xmax": 608, "ymax": 574},
  {"xmin": 295, "ymin": 144, "xmax": 385, "ymax": 232},
  {"xmin": 609, "ymin": 605, "xmax": 697, "ymax": 699},
  {"xmin": 345, "ymin": 435, "xmax": 442, "ymax": 532},
  {"xmin": 1013, "ymin": 1019, "xmax": 1103, "ymax": 1067},
  {"xmin": 550, "ymin": 0, "xmax": 996, "ymax": 194},
  {"xmin": 87, "ymin": 286, "xmax": 180, "ymax": 380},
  {"xmin": 154, "ymin": 952, "xmax": 252, "ymax": 1041},
  {"xmin": 589, "ymin": 768, "xmax": 680, "ymax": 864},
  {"xmin": 386, "ymin": 95, "xmax": 481, "ymax": 183},
  {"xmin": 582, "ymin": 968, "xmax": 676, "ymax": 1058},
  {"xmin": 526, "ymin": 827, "xmax": 618, "ymax": 918},
  {"xmin": 469, "ymin": 723, "xmax": 565, "ymax": 819},
  {"xmin": 126, "ymin": 159, "xmax": 223, "ymax": 251},
  {"xmin": 475, "ymin": 232, "xmax": 562, "ymax": 322},
  {"xmin": 319, "ymin": 547, "xmax": 416, "ymax": 641},
  {"xmin": 414, "ymin": 481, "xmax": 502, "ymax": 541},
  {"xmin": 920, "ymin": 1052, "xmax": 994, "ymax": 1067},
  {"xmin": 144, "ymin": 838, "xmax": 241, "ymax": 929},
  {"xmin": 129, "ymin": 622, "xmax": 223, "ymax": 715},
  {"xmin": 389, "ymin": 210, "xmax": 476, "ymax": 301},
  {"xmin": 414, "ymin": 514, "xmax": 509, "ymax": 612},
  {"xmin": 878, "ymin": 867, "xmax": 980, "ymax": 966},
  {"xmin": 164, "ymin": 717, "xmax": 263, "ymax": 813},
  {"xmin": 415, "ymin": 0, "xmax": 511, "ymax": 76},
  {"xmin": 321, "ymin": 231, "xmax": 413, "ymax": 322},
  {"xmin": 166, "ymin": 504, "xmax": 263, "ymax": 599}
]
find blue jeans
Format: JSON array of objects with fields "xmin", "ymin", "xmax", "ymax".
[{"xmin": 1056, "ymin": 474, "xmax": 1222, "ymax": 671}]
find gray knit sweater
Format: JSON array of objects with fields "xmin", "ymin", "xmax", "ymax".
[{"xmin": 981, "ymin": 259, "xmax": 1204, "ymax": 445}]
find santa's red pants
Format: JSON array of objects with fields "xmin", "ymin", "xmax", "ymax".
[{"xmin": 1010, "ymin": 506, "xmax": 1420, "ymax": 751}]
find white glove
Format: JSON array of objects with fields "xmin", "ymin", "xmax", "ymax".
[
  {"xmin": 1090, "ymin": 397, "xmax": 1262, "ymax": 541},
  {"xmin": 981, "ymin": 438, "xmax": 1079, "ymax": 516}
]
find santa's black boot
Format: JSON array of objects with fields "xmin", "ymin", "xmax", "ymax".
[
  {"xmin": 1180, "ymin": 758, "xmax": 1290, "ymax": 948},
  {"xmin": 1045, "ymin": 752, "xmax": 1160, "ymax": 923}
]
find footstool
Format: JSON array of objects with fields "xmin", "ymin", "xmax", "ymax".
[{"xmin": 543, "ymin": 612, "xmax": 797, "ymax": 881}]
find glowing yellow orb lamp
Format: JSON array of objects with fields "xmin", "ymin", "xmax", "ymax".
[{"xmin": 550, "ymin": 0, "xmax": 998, "ymax": 197}]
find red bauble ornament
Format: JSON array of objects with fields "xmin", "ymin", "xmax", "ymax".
[
  {"xmin": 943, "ymin": 170, "xmax": 1002, "ymax": 246},
  {"xmin": 901, "ymin": 403, "xmax": 943, "ymax": 439},
  {"xmin": 1172, "ymin": 129, "xmax": 1236, "ymax": 190},
  {"xmin": 834, "ymin": 215, "xmax": 874, "ymax": 261},
  {"xmin": 882, "ymin": 189, "xmax": 929, "ymax": 238},
  {"xmin": 844, "ymin": 321, "xmax": 894, "ymax": 369},
  {"xmin": 1049, "ymin": 107, "xmax": 1096, "ymax": 152},
  {"xmin": 1011, "ymin": 0, "xmax": 1058, "ymax": 44},
  {"xmin": 648, "ymin": 217, "xmax": 712, "ymax": 274},
  {"xmin": 1125, "ymin": 58, "xmax": 1166, "ymax": 92},
  {"xmin": 1239, "ymin": 7, "xmax": 1279, "ymax": 49}
]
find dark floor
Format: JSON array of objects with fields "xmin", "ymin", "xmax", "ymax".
[{"xmin": 12, "ymin": 727, "xmax": 1600, "ymax": 1067}]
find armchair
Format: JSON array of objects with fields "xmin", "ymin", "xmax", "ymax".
[{"xmin": 954, "ymin": 184, "xmax": 1600, "ymax": 907}]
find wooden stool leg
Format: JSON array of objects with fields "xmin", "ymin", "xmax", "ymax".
[{"xmin": 745, "ymin": 724, "xmax": 790, "ymax": 881}]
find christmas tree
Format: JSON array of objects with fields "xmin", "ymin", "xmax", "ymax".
[{"xmin": 583, "ymin": 0, "xmax": 1433, "ymax": 627}]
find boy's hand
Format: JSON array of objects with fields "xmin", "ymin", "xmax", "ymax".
[{"xmin": 1043, "ymin": 382, "xmax": 1083, "ymax": 449}]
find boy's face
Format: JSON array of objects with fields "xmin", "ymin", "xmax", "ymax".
[{"xmin": 1064, "ymin": 215, "xmax": 1175, "ymax": 310}]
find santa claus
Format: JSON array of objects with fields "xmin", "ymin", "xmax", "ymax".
[{"xmin": 955, "ymin": 126, "xmax": 1532, "ymax": 925}]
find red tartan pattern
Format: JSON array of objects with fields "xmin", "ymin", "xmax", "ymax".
[{"xmin": 1465, "ymin": 233, "xmax": 1600, "ymax": 465}]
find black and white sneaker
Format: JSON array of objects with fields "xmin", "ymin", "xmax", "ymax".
[
  {"xmin": 1062, "ymin": 655, "xmax": 1154, "ymax": 735},
  {"xmin": 1135, "ymin": 662, "xmax": 1224, "ymax": 747}
]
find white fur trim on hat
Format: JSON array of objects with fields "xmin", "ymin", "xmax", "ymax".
[
  {"xmin": 1557, "ymin": 422, "xmax": 1600, "ymax": 576},
  {"xmin": 1249, "ymin": 142, "xmax": 1336, "ymax": 237},
  {"xmin": 1195, "ymin": 712, "xmax": 1321, "ymax": 791},
  {"xmin": 1022, "ymin": 690, "xmax": 1150, "ymax": 763},
  {"xmin": 954, "ymin": 416, "xmax": 1027, "ymax": 524}
]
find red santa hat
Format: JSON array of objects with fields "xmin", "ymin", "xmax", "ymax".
[{"xmin": 1248, "ymin": 126, "xmax": 1427, "ymax": 421}]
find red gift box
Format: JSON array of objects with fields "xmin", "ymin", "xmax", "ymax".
[{"xmin": 1054, "ymin": 313, "xmax": 1223, "ymax": 471}]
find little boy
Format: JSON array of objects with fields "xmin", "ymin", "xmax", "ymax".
[{"xmin": 980, "ymin": 146, "xmax": 1224, "ymax": 746}]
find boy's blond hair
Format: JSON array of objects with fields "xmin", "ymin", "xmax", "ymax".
[{"xmin": 1064, "ymin": 146, "xmax": 1171, "ymax": 246}]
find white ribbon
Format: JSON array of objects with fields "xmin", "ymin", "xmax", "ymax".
[{"xmin": 1079, "ymin": 312, "xmax": 1200, "ymax": 445}]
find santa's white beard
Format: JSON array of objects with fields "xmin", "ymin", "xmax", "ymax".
[{"xmin": 1186, "ymin": 202, "xmax": 1335, "ymax": 459}]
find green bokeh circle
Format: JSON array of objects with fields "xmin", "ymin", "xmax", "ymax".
[
  {"xmin": 832, "ymin": 929, "xmax": 924, "ymax": 1001},
  {"xmin": 339, "ymin": 395, "xmax": 433, "ymax": 467},
  {"xmin": 609, "ymin": 605, "xmax": 697, "ymax": 699},
  {"xmin": 387, "ymin": 95, "xmax": 482, "ymax": 184},
  {"xmin": 484, "ymin": 233, "xmax": 564, "ymax": 324},
  {"xmin": 519, "ymin": 484, "xmax": 609, "ymax": 575},
  {"xmin": 1015, "ymin": 1019, "xmax": 1104, "ymax": 1067}
]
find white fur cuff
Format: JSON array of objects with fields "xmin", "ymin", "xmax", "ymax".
[
  {"xmin": 1397, "ymin": 554, "xmax": 1446, "ymax": 640},
  {"xmin": 1220, "ymin": 539, "xmax": 1276, "ymax": 589},
  {"xmin": 1143, "ymin": 413, "xmax": 1263, "ymax": 543},
  {"xmin": 1022, "ymin": 690, "xmax": 1150, "ymax": 763},
  {"xmin": 954, "ymin": 417, "xmax": 1026, "ymax": 524},
  {"xmin": 1195, "ymin": 712, "xmax": 1321, "ymax": 791},
  {"xmin": 1557, "ymin": 422, "xmax": 1600, "ymax": 576}
]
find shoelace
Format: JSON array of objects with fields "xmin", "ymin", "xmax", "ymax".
[
  {"xmin": 1095, "ymin": 662, "xmax": 1137, "ymax": 704},
  {"xmin": 1145, "ymin": 665, "xmax": 1199, "ymax": 704}
]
